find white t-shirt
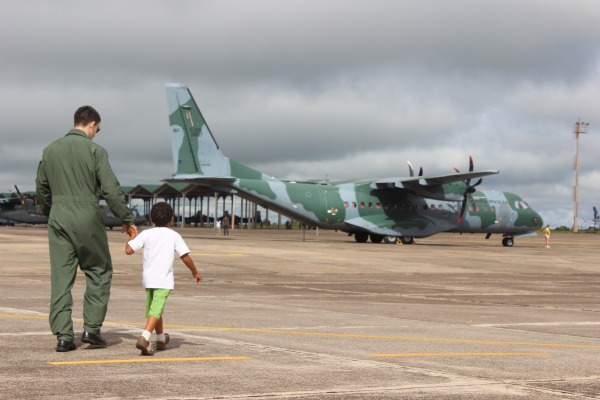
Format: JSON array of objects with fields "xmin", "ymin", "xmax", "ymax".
[{"xmin": 127, "ymin": 227, "xmax": 191, "ymax": 289}]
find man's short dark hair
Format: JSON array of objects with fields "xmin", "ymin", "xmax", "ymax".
[
  {"xmin": 74, "ymin": 105, "xmax": 101, "ymax": 127},
  {"xmin": 150, "ymin": 202, "xmax": 174, "ymax": 227}
]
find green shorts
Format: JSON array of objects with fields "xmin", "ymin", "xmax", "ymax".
[{"xmin": 145, "ymin": 288, "xmax": 171, "ymax": 319}]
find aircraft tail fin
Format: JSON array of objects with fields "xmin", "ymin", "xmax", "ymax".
[
  {"xmin": 165, "ymin": 84, "xmax": 271, "ymax": 183},
  {"xmin": 594, "ymin": 206, "xmax": 598, "ymax": 220},
  {"xmin": 165, "ymin": 83, "xmax": 230, "ymax": 177}
]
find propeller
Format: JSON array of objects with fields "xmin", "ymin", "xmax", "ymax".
[
  {"xmin": 456, "ymin": 156, "xmax": 483, "ymax": 224},
  {"xmin": 13, "ymin": 185, "xmax": 25, "ymax": 205},
  {"xmin": 407, "ymin": 161, "xmax": 423, "ymax": 177}
]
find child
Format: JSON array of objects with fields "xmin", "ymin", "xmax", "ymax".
[
  {"xmin": 215, "ymin": 218, "xmax": 221, "ymax": 235},
  {"xmin": 125, "ymin": 202, "xmax": 201, "ymax": 356}
]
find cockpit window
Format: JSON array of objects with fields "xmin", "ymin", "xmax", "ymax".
[{"xmin": 514, "ymin": 200, "xmax": 529, "ymax": 210}]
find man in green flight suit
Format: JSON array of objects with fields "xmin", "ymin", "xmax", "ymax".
[{"xmin": 36, "ymin": 105, "xmax": 138, "ymax": 352}]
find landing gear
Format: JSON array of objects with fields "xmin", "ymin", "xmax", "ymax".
[
  {"xmin": 369, "ymin": 234, "xmax": 384, "ymax": 243},
  {"xmin": 383, "ymin": 236, "xmax": 399, "ymax": 244},
  {"xmin": 352, "ymin": 233, "xmax": 414, "ymax": 244},
  {"xmin": 400, "ymin": 236, "xmax": 415, "ymax": 245},
  {"xmin": 354, "ymin": 232, "xmax": 369, "ymax": 243},
  {"xmin": 502, "ymin": 236, "xmax": 514, "ymax": 247}
]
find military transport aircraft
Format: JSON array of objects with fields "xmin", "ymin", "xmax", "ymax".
[{"xmin": 164, "ymin": 83, "xmax": 543, "ymax": 246}]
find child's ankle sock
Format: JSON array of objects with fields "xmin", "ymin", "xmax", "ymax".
[
  {"xmin": 157, "ymin": 333, "xmax": 166, "ymax": 342},
  {"xmin": 142, "ymin": 330, "xmax": 152, "ymax": 341}
]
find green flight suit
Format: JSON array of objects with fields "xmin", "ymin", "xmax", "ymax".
[{"xmin": 36, "ymin": 129, "xmax": 133, "ymax": 341}]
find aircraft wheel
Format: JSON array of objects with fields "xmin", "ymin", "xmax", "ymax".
[
  {"xmin": 502, "ymin": 237, "xmax": 514, "ymax": 247},
  {"xmin": 400, "ymin": 236, "xmax": 414, "ymax": 245},
  {"xmin": 354, "ymin": 232, "xmax": 369, "ymax": 243},
  {"xmin": 383, "ymin": 236, "xmax": 399, "ymax": 244},
  {"xmin": 370, "ymin": 234, "xmax": 384, "ymax": 243}
]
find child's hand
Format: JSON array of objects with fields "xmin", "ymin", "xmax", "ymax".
[
  {"xmin": 181, "ymin": 254, "xmax": 200, "ymax": 283},
  {"xmin": 193, "ymin": 271, "xmax": 202, "ymax": 283}
]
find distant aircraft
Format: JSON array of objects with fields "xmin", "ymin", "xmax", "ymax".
[
  {"xmin": 584, "ymin": 206, "xmax": 599, "ymax": 227},
  {"xmin": 164, "ymin": 83, "xmax": 543, "ymax": 246},
  {"xmin": 100, "ymin": 205, "xmax": 147, "ymax": 229},
  {"xmin": 1, "ymin": 185, "xmax": 146, "ymax": 228},
  {"xmin": 1, "ymin": 191, "xmax": 24, "ymax": 226},
  {"xmin": 0, "ymin": 186, "xmax": 48, "ymax": 225}
]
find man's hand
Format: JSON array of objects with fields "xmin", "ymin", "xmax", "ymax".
[{"xmin": 122, "ymin": 224, "xmax": 138, "ymax": 240}]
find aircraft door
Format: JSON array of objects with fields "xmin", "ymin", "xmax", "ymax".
[
  {"xmin": 497, "ymin": 204, "xmax": 512, "ymax": 227},
  {"xmin": 323, "ymin": 189, "xmax": 344, "ymax": 225}
]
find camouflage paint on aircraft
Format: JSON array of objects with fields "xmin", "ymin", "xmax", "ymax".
[{"xmin": 164, "ymin": 83, "xmax": 543, "ymax": 246}]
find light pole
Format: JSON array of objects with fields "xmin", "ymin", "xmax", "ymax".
[{"xmin": 572, "ymin": 118, "xmax": 589, "ymax": 233}]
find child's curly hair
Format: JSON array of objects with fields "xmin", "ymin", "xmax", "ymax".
[{"xmin": 150, "ymin": 202, "xmax": 174, "ymax": 227}]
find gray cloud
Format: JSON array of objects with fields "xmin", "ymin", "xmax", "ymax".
[{"xmin": 1, "ymin": 0, "xmax": 599, "ymax": 228}]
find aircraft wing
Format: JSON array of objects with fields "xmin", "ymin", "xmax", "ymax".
[
  {"xmin": 281, "ymin": 179, "xmax": 332, "ymax": 185},
  {"xmin": 166, "ymin": 175, "xmax": 236, "ymax": 184},
  {"xmin": 371, "ymin": 170, "xmax": 499, "ymax": 189}
]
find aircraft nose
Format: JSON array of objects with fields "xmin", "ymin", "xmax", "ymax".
[{"xmin": 533, "ymin": 211, "xmax": 543, "ymax": 228}]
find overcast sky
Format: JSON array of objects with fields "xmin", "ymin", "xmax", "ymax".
[{"xmin": 1, "ymin": 0, "xmax": 599, "ymax": 228}]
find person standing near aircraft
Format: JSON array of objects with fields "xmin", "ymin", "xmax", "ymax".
[
  {"xmin": 543, "ymin": 225, "xmax": 551, "ymax": 248},
  {"xmin": 222, "ymin": 213, "xmax": 230, "ymax": 236},
  {"xmin": 36, "ymin": 105, "xmax": 138, "ymax": 352},
  {"xmin": 215, "ymin": 218, "xmax": 222, "ymax": 235}
]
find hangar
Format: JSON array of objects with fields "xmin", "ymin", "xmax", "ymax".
[
  {"xmin": 122, "ymin": 183, "xmax": 284, "ymax": 229},
  {"xmin": 3, "ymin": 184, "xmax": 287, "ymax": 230}
]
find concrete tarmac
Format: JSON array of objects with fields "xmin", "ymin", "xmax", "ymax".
[{"xmin": 1, "ymin": 226, "xmax": 599, "ymax": 399}]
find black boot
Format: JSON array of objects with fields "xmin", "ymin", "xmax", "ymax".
[
  {"xmin": 81, "ymin": 331, "xmax": 107, "ymax": 348},
  {"xmin": 56, "ymin": 340, "xmax": 76, "ymax": 352}
]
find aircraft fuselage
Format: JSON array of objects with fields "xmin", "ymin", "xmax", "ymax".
[{"xmin": 184, "ymin": 176, "xmax": 542, "ymax": 240}]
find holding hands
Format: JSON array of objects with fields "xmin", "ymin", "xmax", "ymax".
[{"xmin": 122, "ymin": 224, "xmax": 138, "ymax": 240}]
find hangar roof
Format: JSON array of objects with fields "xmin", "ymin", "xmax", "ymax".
[{"xmin": 122, "ymin": 183, "xmax": 228, "ymax": 200}]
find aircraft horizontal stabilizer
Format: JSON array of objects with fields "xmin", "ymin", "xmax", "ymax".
[{"xmin": 164, "ymin": 176, "xmax": 238, "ymax": 194}]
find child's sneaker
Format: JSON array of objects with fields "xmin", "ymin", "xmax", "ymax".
[
  {"xmin": 156, "ymin": 333, "xmax": 170, "ymax": 351},
  {"xmin": 135, "ymin": 336, "xmax": 154, "ymax": 356}
]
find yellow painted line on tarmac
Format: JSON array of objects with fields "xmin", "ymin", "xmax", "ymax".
[
  {"xmin": 0, "ymin": 313, "xmax": 47, "ymax": 320},
  {"xmin": 48, "ymin": 356, "xmax": 250, "ymax": 365},
  {"xmin": 3, "ymin": 313, "xmax": 600, "ymax": 349},
  {"xmin": 373, "ymin": 352, "xmax": 549, "ymax": 358},
  {"xmin": 156, "ymin": 324, "xmax": 600, "ymax": 349}
]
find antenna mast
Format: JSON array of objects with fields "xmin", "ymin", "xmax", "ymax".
[{"xmin": 572, "ymin": 118, "xmax": 589, "ymax": 232}]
